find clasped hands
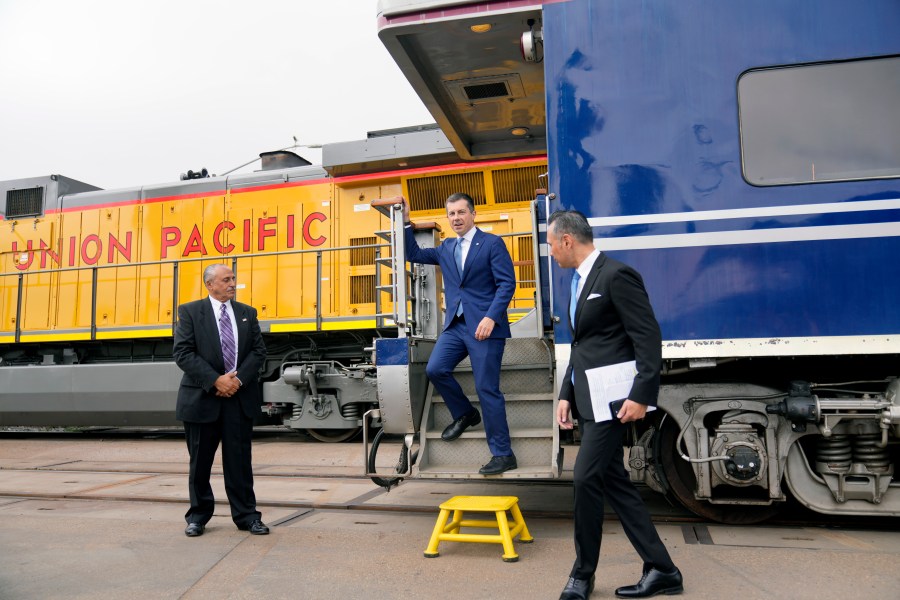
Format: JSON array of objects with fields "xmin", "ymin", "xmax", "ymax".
[{"xmin": 214, "ymin": 372, "xmax": 241, "ymax": 397}]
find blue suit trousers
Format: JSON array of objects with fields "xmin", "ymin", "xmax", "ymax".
[{"xmin": 425, "ymin": 318, "xmax": 511, "ymax": 457}]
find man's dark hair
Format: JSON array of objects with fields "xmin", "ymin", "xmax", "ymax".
[
  {"xmin": 446, "ymin": 192, "xmax": 475, "ymax": 212},
  {"xmin": 548, "ymin": 210, "xmax": 593, "ymax": 244}
]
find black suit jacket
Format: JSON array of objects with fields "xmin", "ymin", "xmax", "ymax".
[
  {"xmin": 173, "ymin": 298, "xmax": 266, "ymax": 423},
  {"xmin": 559, "ymin": 253, "xmax": 662, "ymax": 421}
]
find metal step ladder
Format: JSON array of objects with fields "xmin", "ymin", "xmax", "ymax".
[
  {"xmin": 372, "ymin": 211, "xmax": 413, "ymax": 332},
  {"xmin": 415, "ymin": 337, "xmax": 560, "ymax": 479},
  {"xmin": 371, "ymin": 199, "xmax": 443, "ymax": 338},
  {"xmin": 366, "ymin": 197, "xmax": 558, "ymax": 482}
]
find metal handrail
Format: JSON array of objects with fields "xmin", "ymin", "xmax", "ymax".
[
  {"xmin": 2, "ymin": 243, "xmax": 388, "ymax": 342},
  {"xmin": 0, "ymin": 242, "xmax": 389, "ymax": 278},
  {"xmin": 2, "ymin": 228, "xmax": 540, "ymax": 343}
]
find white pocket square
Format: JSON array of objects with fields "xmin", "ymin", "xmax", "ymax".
[{"xmin": 587, "ymin": 293, "xmax": 602, "ymax": 300}]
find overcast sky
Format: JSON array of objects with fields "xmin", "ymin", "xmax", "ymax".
[{"xmin": 0, "ymin": 0, "xmax": 433, "ymax": 189}]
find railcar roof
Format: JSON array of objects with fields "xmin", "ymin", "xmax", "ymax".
[
  {"xmin": 377, "ymin": 0, "xmax": 547, "ymax": 161},
  {"xmin": 0, "ymin": 124, "xmax": 474, "ymax": 210}
]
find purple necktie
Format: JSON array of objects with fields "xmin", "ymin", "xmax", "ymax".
[{"xmin": 219, "ymin": 303, "xmax": 236, "ymax": 372}]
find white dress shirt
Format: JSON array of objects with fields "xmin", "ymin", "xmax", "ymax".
[
  {"xmin": 456, "ymin": 226, "xmax": 478, "ymax": 270},
  {"xmin": 573, "ymin": 249, "xmax": 601, "ymax": 301}
]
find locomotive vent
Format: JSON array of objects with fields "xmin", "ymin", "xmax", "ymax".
[
  {"xmin": 407, "ymin": 171, "xmax": 486, "ymax": 211},
  {"xmin": 350, "ymin": 236, "xmax": 378, "ymax": 305},
  {"xmin": 6, "ymin": 186, "xmax": 44, "ymax": 218},
  {"xmin": 349, "ymin": 237, "xmax": 377, "ymax": 267},
  {"xmin": 406, "ymin": 164, "xmax": 541, "ymax": 212},
  {"xmin": 493, "ymin": 165, "xmax": 545, "ymax": 203},
  {"xmin": 444, "ymin": 73, "xmax": 526, "ymax": 105},
  {"xmin": 350, "ymin": 275, "xmax": 376, "ymax": 304}
]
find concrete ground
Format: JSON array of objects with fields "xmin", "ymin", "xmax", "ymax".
[{"xmin": 1, "ymin": 434, "xmax": 898, "ymax": 599}]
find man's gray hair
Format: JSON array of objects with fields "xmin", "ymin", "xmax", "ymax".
[
  {"xmin": 548, "ymin": 210, "xmax": 594, "ymax": 244},
  {"xmin": 446, "ymin": 192, "xmax": 475, "ymax": 212},
  {"xmin": 203, "ymin": 263, "xmax": 228, "ymax": 284}
]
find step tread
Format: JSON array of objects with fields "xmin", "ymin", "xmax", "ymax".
[
  {"xmin": 423, "ymin": 427, "xmax": 553, "ymax": 439},
  {"xmin": 415, "ymin": 465, "xmax": 557, "ymax": 478},
  {"xmin": 449, "ymin": 363, "xmax": 553, "ymax": 372},
  {"xmin": 430, "ymin": 392, "xmax": 554, "ymax": 403}
]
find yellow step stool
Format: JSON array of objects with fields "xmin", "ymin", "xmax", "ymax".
[{"xmin": 424, "ymin": 495, "xmax": 533, "ymax": 562}]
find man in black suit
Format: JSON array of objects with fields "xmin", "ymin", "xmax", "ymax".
[
  {"xmin": 173, "ymin": 264, "xmax": 269, "ymax": 537},
  {"xmin": 548, "ymin": 211, "xmax": 682, "ymax": 599}
]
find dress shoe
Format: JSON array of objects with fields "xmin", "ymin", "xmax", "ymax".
[
  {"xmin": 615, "ymin": 567, "xmax": 683, "ymax": 598},
  {"xmin": 441, "ymin": 409, "xmax": 481, "ymax": 441},
  {"xmin": 478, "ymin": 454, "xmax": 517, "ymax": 475},
  {"xmin": 184, "ymin": 523, "xmax": 204, "ymax": 537},
  {"xmin": 238, "ymin": 519, "xmax": 270, "ymax": 535},
  {"xmin": 559, "ymin": 575, "xmax": 595, "ymax": 600}
]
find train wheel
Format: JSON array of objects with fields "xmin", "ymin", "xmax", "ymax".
[
  {"xmin": 367, "ymin": 428, "xmax": 411, "ymax": 489},
  {"xmin": 306, "ymin": 427, "xmax": 361, "ymax": 443},
  {"xmin": 657, "ymin": 418, "xmax": 780, "ymax": 525}
]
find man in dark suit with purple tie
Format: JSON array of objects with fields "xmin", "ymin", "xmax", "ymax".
[
  {"xmin": 173, "ymin": 264, "xmax": 269, "ymax": 537},
  {"xmin": 399, "ymin": 193, "xmax": 518, "ymax": 475},
  {"xmin": 548, "ymin": 211, "xmax": 682, "ymax": 599}
]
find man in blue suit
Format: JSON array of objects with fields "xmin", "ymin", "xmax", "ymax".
[{"xmin": 400, "ymin": 193, "xmax": 517, "ymax": 474}]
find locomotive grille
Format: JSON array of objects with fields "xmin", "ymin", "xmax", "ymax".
[
  {"xmin": 6, "ymin": 186, "xmax": 44, "ymax": 218},
  {"xmin": 517, "ymin": 236, "xmax": 535, "ymax": 288},
  {"xmin": 463, "ymin": 81, "xmax": 509, "ymax": 101},
  {"xmin": 491, "ymin": 165, "xmax": 544, "ymax": 203},
  {"xmin": 350, "ymin": 274, "xmax": 376, "ymax": 304},
  {"xmin": 349, "ymin": 237, "xmax": 377, "ymax": 266},
  {"xmin": 406, "ymin": 171, "xmax": 486, "ymax": 211}
]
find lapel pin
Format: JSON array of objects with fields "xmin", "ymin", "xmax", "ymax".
[{"xmin": 242, "ymin": 318, "xmax": 247, "ymax": 322}]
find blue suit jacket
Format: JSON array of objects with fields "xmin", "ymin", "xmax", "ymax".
[{"xmin": 404, "ymin": 225, "xmax": 516, "ymax": 338}]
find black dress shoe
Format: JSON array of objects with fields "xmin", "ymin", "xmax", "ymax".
[
  {"xmin": 615, "ymin": 567, "xmax": 683, "ymax": 598},
  {"xmin": 478, "ymin": 454, "xmax": 517, "ymax": 475},
  {"xmin": 184, "ymin": 523, "xmax": 204, "ymax": 537},
  {"xmin": 441, "ymin": 409, "xmax": 481, "ymax": 441},
  {"xmin": 238, "ymin": 519, "xmax": 270, "ymax": 535},
  {"xmin": 559, "ymin": 575, "xmax": 595, "ymax": 600}
]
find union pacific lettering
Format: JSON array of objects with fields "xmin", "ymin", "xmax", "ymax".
[{"xmin": 11, "ymin": 212, "xmax": 327, "ymax": 271}]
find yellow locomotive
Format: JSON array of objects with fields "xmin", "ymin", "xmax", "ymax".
[{"xmin": 0, "ymin": 125, "xmax": 545, "ymax": 440}]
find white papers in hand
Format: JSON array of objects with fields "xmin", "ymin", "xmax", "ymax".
[{"xmin": 584, "ymin": 360, "xmax": 655, "ymax": 422}]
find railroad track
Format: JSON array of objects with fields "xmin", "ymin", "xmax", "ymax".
[{"xmin": 1, "ymin": 430, "xmax": 897, "ymax": 531}]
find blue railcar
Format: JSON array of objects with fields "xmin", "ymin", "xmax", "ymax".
[
  {"xmin": 378, "ymin": 0, "xmax": 900, "ymax": 521},
  {"xmin": 543, "ymin": 1, "xmax": 900, "ymax": 354}
]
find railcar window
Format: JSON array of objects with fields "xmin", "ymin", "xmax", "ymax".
[{"xmin": 738, "ymin": 56, "xmax": 900, "ymax": 186}]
